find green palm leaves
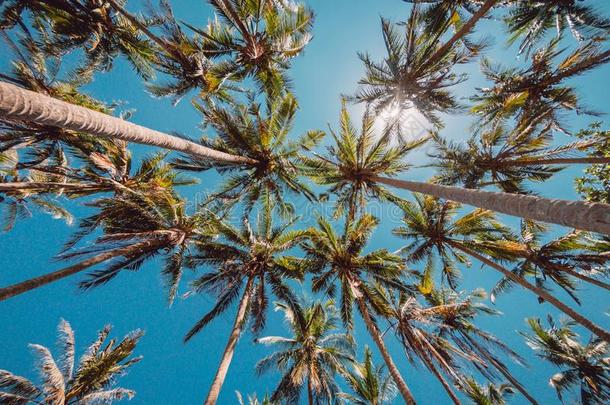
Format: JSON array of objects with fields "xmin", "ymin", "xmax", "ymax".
[
  {"xmin": 0, "ymin": 319, "xmax": 142, "ymax": 404},
  {"xmin": 255, "ymin": 299, "xmax": 354, "ymax": 404},
  {"xmin": 352, "ymin": 6, "xmax": 485, "ymax": 128},
  {"xmin": 303, "ymin": 103, "xmax": 427, "ymax": 220},
  {"xmin": 176, "ymin": 92, "xmax": 322, "ymax": 216},
  {"xmin": 522, "ymin": 316, "xmax": 610, "ymax": 404}
]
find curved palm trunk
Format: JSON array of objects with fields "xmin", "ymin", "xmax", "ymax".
[
  {"xmin": 500, "ymin": 157, "xmax": 610, "ymax": 166},
  {"xmin": 0, "ymin": 81, "xmax": 256, "ymax": 165},
  {"xmin": 423, "ymin": 0, "xmax": 497, "ymax": 68},
  {"xmin": 355, "ymin": 297, "xmax": 417, "ymax": 405},
  {"xmin": 372, "ymin": 176, "xmax": 610, "ymax": 235},
  {"xmin": 204, "ymin": 277, "xmax": 253, "ymax": 405},
  {"xmin": 0, "ymin": 239, "xmax": 161, "ymax": 302},
  {"xmin": 463, "ymin": 334, "xmax": 538, "ymax": 405},
  {"xmin": 448, "ymin": 241, "xmax": 610, "ymax": 342}
]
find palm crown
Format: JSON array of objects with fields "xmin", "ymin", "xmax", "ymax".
[
  {"xmin": 0, "ymin": 319, "xmax": 142, "ymax": 404},
  {"xmin": 255, "ymin": 299, "xmax": 354, "ymax": 404},
  {"xmin": 352, "ymin": 6, "xmax": 485, "ymax": 128},
  {"xmin": 522, "ymin": 316, "xmax": 610, "ymax": 404}
]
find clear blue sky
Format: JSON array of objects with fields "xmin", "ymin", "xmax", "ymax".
[{"xmin": 1, "ymin": 1, "xmax": 609, "ymax": 404}]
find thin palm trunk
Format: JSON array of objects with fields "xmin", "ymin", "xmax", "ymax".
[
  {"xmin": 423, "ymin": 0, "xmax": 497, "ymax": 69},
  {"xmin": 0, "ymin": 239, "xmax": 162, "ymax": 302},
  {"xmin": 447, "ymin": 240, "xmax": 610, "ymax": 342},
  {"xmin": 372, "ymin": 175, "xmax": 610, "ymax": 235},
  {"xmin": 356, "ymin": 296, "xmax": 417, "ymax": 405},
  {"xmin": 500, "ymin": 157, "xmax": 610, "ymax": 166},
  {"xmin": 463, "ymin": 334, "xmax": 538, "ymax": 405},
  {"xmin": 204, "ymin": 277, "xmax": 253, "ymax": 405},
  {"xmin": 0, "ymin": 81, "xmax": 256, "ymax": 165}
]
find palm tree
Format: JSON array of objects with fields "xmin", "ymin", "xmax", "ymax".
[
  {"xmin": 488, "ymin": 221, "xmax": 610, "ymax": 305},
  {"xmin": 505, "ymin": 0, "xmax": 610, "ymax": 54},
  {"xmin": 429, "ymin": 123, "xmax": 606, "ymax": 193},
  {"xmin": 255, "ymin": 299, "xmax": 355, "ymax": 405},
  {"xmin": 471, "ymin": 39, "xmax": 610, "ymax": 132},
  {"xmin": 0, "ymin": 0, "xmax": 157, "ymax": 79},
  {"xmin": 302, "ymin": 102, "xmax": 428, "ymax": 221},
  {"xmin": 351, "ymin": 5, "xmax": 487, "ymax": 128},
  {"xmin": 463, "ymin": 378, "xmax": 516, "ymax": 405},
  {"xmin": 190, "ymin": 0, "xmax": 314, "ymax": 95},
  {"xmin": 393, "ymin": 195, "xmax": 610, "ymax": 341},
  {"xmin": 301, "ymin": 213, "xmax": 417, "ymax": 404},
  {"xmin": 183, "ymin": 204, "xmax": 307, "ymax": 405},
  {"xmin": 521, "ymin": 316, "xmax": 610, "ymax": 404},
  {"xmin": 337, "ymin": 346, "xmax": 397, "ymax": 405},
  {"xmin": 174, "ymin": 92, "xmax": 323, "ymax": 216},
  {"xmin": 306, "ymin": 106, "xmax": 610, "ymax": 235},
  {"xmin": 0, "ymin": 80, "xmax": 255, "ymax": 165},
  {"xmin": 0, "ymin": 319, "xmax": 142, "ymax": 404},
  {"xmin": 0, "ymin": 192, "xmax": 206, "ymax": 302}
]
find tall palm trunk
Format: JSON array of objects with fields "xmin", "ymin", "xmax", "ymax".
[
  {"xmin": 0, "ymin": 239, "xmax": 162, "ymax": 301},
  {"xmin": 204, "ymin": 277, "xmax": 253, "ymax": 405},
  {"xmin": 500, "ymin": 157, "xmax": 610, "ymax": 166},
  {"xmin": 447, "ymin": 240, "xmax": 610, "ymax": 342},
  {"xmin": 463, "ymin": 334, "xmax": 538, "ymax": 405},
  {"xmin": 372, "ymin": 176, "xmax": 610, "ymax": 235},
  {"xmin": 0, "ymin": 182, "xmax": 103, "ymax": 192},
  {"xmin": 423, "ymin": 0, "xmax": 497, "ymax": 69},
  {"xmin": 0, "ymin": 81, "xmax": 256, "ymax": 165},
  {"xmin": 355, "ymin": 296, "xmax": 417, "ymax": 405}
]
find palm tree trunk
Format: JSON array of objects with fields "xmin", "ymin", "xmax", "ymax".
[
  {"xmin": 448, "ymin": 240, "xmax": 610, "ymax": 342},
  {"xmin": 372, "ymin": 176, "xmax": 610, "ymax": 235},
  {"xmin": 424, "ymin": 0, "xmax": 497, "ymax": 68},
  {"xmin": 0, "ymin": 81, "xmax": 256, "ymax": 165},
  {"xmin": 355, "ymin": 296, "xmax": 417, "ymax": 405},
  {"xmin": 0, "ymin": 239, "xmax": 161, "ymax": 302},
  {"xmin": 0, "ymin": 182, "xmax": 103, "ymax": 192},
  {"xmin": 307, "ymin": 376, "xmax": 314, "ymax": 405},
  {"xmin": 204, "ymin": 277, "xmax": 253, "ymax": 405},
  {"xmin": 463, "ymin": 334, "xmax": 538, "ymax": 405},
  {"xmin": 500, "ymin": 157, "xmax": 610, "ymax": 166}
]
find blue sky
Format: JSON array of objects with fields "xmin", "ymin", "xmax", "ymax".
[{"xmin": 1, "ymin": 1, "xmax": 609, "ymax": 404}]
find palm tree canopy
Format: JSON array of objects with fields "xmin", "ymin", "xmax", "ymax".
[
  {"xmin": 393, "ymin": 194, "xmax": 512, "ymax": 292},
  {"xmin": 352, "ymin": 5, "xmax": 486, "ymax": 128},
  {"xmin": 521, "ymin": 316, "xmax": 610, "ymax": 404},
  {"xmin": 486, "ymin": 220, "xmax": 610, "ymax": 304},
  {"xmin": 184, "ymin": 206, "xmax": 307, "ymax": 340},
  {"xmin": 338, "ymin": 346, "xmax": 397, "ymax": 405},
  {"xmin": 301, "ymin": 214, "xmax": 407, "ymax": 329},
  {"xmin": 0, "ymin": 319, "xmax": 142, "ymax": 404},
  {"xmin": 174, "ymin": 92, "xmax": 323, "ymax": 217},
  {"xmin": 575, "ymin": 123, "xmax": 610, "ymax": 204},
  {"xmin": 471, "ymin": 38, "xmax": 610, "ymax": 132},
  {"xmin": 255, "ymin": 299, "xmax": 355, "ymax": 404},
  {"xmin": 505, "ymin": 0, "xmax": 610, "ymax": 54},
  {"xmin": 302, "ymin": 103, "xmax": 428, "ymax": 219}
]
